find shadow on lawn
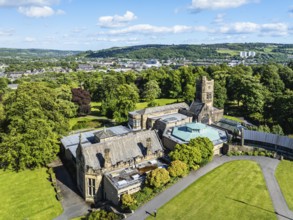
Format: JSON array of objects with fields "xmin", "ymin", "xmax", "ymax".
[{"xmin": 225, "ymin": 196, "xmax": 292, "ymax": 220}]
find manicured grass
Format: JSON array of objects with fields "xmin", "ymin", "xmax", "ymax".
[
  {"xmin": 69, "ymin": 115, "xmax": 110, "ymax": 131},
  {"xmin": 223, "ymin": 115, "xmax": 243, "ymax": 123},
  {"xmin": 90, "ymin": 101, "xmax": 101, "ymax": 108},
  {"xmin": 136, "ymin": 98, "xmax": 182, "ymax": 110},
  {"xmin": 275, "ymin": 160, "xmax": 293, "ymax": 211},
  {"xmin": 0, "ymin": 168, "xmax": 63, "ymax": 220},
  {"xmin": 148, "ymin": 161, "xmax": 276, "ymax": 220}
]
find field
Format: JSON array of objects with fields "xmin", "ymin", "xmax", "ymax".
[
  {"xmin": 0, "ymin": 168, "xmax": 62, "ymax": 220},
  {"xmin": 148, "ymin": 161, "xmax": 276, "ymax": 220},
  {"xmin": 69, "ymin": 101, "xmax": 110, "ymax": 130},
  {"xmin": 275, "ymin": 160, "xmax": 293, "ymax": 210},
  {"xmin": 216, "ymin": 49, "xmax": 239, "ymax": 56},
  {"xmin": 135, "ymin": 98, "xmax": 182, "ymax": 110},
  {"xmin": 223, "ymin": 115, "xmax": 243, "ymax": 123}
]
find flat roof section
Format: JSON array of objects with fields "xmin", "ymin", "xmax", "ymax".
[
  {"xmin": 105, "ymin": 159, "xmax": 167, "ymax": 191},
  {"xmin": 149, "ymin": 113, "xmax": 189, "ymax": 123}
]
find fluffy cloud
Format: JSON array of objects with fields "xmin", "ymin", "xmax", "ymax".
[
  {"xmin": 104, "ymin": 24, "xmax": 208, "ymax": 35},
  {"xmin": 98, "ymin": 11, "xmax": 137, "ymax": 28},
  {"xmin": 0, "ymin": 0, "xmax": 64, "ymax": 17},
  {"xmin": 220, "ymin": 22, "xmax": 259, "ymax": 34},
  {"xmin": 24, "ymin": 37, "xmax": 37, "ymax": 42},
  {"xmin": 191, "ymin": 0, "xmax": 253, "ymax": 10},
  {"xmin": 0, "ymin": 0, "xmax": 58, "ymax": 7},
  {"xmin": 95, "ymin": 37, "xmax": 139, "ymax": 43},
  {"xmin": 18, "ymin": 6, "xmax": 64, "ymax": 17},
  {"xmin": 260, "ymin": 23, "xmax": 288, "ymax": 36},
  {"xmin": 219, "ymin": 22, "xmax": 288, "ymax": 36}
]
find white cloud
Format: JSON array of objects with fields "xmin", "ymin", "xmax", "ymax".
[
  {"xmin": 261, "ymin": 23, "xmax": 288, "ymax": 36},
  {"xmin": 18, "ymin": 6, "xmax": 64, "ymax": 17},
  {"xmin": 105, "ymin": 24, "xmax": 205, "ymax": 35},
  {"xmin": 18, "ymin": 6, "xmax": 53, "ymax": 17},
  {"xmin": 220, "ymin": 22, "xmax": 259, "ymax": 34},
  {"xmin": 98, "ymin": 11, "xmax": 137, "ymax": 28},
  {"xmin": 94, "ymin": 37, "xmax": 138, "ymax": 43},
  {"xmin": 24, "ymin": 37, "xmax": 37, "ymax": 42},
  {"xmin": 219, "ymin": 22, "xmax": 288, "ymax": 36},
  {"xmin": 0, "ymin": 0, "xmax": 64, "ymax": 17},
  {"xmin": 191, "ymin": 0, "xmax": 253, "ymax": 10},
  {"xmin": 0, "ymin": 0, "xmax": 58, "ymax": 7}
]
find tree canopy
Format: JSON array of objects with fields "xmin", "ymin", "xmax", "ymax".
[
  {"xmin": 71, "ymin": 87, "xmax": 91, "ymax": 116},
  {"xmin": 169, "ymin": 143, "xmax": 202, "ymax": 170},
  {"xmin": 0, "ymin": 83, "xmax": 75, "ymax": 170},
  {"xmin": 168, "ymin": 160, "xmax": 189, "ymax": 178},
  {"xmin": 146, "ymin": 168, "xmax": 170, "ymax": 188}
]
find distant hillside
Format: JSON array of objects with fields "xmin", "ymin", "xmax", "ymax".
[
  {"xmin": 82, "ymin": 43, "xmax": 293, "ymax": 62},
  {"xmin": 0, "ymin": 48, "xmax": 81, "ymax": 59}
]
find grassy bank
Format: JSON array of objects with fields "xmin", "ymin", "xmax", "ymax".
[
  {"xmin": 0, "ymin": 168, "xmax": 62, "ymax": 220},
  {"xmin": 148, "ymin": 161, "xmax": 276, "ymax": 220}
]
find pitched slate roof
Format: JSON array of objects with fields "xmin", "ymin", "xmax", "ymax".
[
  {"xmin": 130, "ymin": 102, "xmax": 189, "ymax": 115},
  {"xmin": 60, "ymin": 125, "xmax": 131, "ymax": 158},
  {"xmin": 82, "ymin": 130, "xmax": 163, "ymax": 169},
  {"xmin": 94, "ymin": 129, "xmax": 115, "ymax": 139},
  {"xmin": 189, "ymin": 101, "xmax": 205, "ymax": 116}
]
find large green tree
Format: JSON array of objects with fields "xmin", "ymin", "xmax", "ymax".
[
  {"xmin": 146, "ymin": 168, "xmax": 170, "ymax": 188},
  {"xmin": 168, "ymin": 160, "xmax": 189, "ymax": 178},
  {"xmin": 189, "ymin": 137, "xmax": 214, "ymax": 164},
  {"xmin": 0, "ymin": 83, "xmax": 74, "ymax": 170},
  {"xmin": 272, "ymin": 90, "xmax": 293, "ymax": 133},
  {"xmin": 102, "ymin": 84, "xmax": 139, "ymax": 122},
  {"xmin": 169, "ymin": 143, "xmax": 202, "ymax": 170},
  {"xmin": 143, "ymin": 80, "xmax": 161, "ymax": 102}
]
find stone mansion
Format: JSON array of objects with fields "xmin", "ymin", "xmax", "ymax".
[{"xmin": 61, "ymin": 76, "xmax": 228, "ymax": 205}]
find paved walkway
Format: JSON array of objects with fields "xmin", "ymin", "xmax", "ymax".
[
  {"xmin": 127, "ymin": 156, "xmax": 293, "ymax": 220},
  {"xmin": 53, "ymin": 165, "xmax": 90, "ymax": 220}
]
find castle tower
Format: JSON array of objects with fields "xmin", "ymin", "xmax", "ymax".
[{"xmin": 196, "ymin": 76, "xmax": 214, "ymax": 108}]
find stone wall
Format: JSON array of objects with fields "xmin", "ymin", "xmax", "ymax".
[{"xmin": 104, "ymin": 175, "xmax": 119, "ymax": 205}]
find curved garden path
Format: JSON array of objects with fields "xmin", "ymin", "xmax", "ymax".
[{"xmin": 127, "ymin": 156, "xmax": 293, "ymax": 220}]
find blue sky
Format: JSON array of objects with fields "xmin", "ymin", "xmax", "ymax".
[{"xmin": 0, "ymin": 0, "xmax": 292, "ymax": 50}]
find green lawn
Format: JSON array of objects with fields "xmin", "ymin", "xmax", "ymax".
[
  {"xmin": 69, "ymin": 115, "xmax": 108, "ymax": 130},
  {"xmin": 0, "ymin": 168, "xmax": 63, "ymax": 220},
  {"xmin": 217, "ymin": 49, "xmax": 239, "ymax": 56},
  {"xmin": 148, "ymin": 161, "xmax": 276, "ymax": 220},
  {"xmin": 275, "ymin": 160, "xmax": 293, "ymax": 210},
  {"xmin": 135, "ymin": 98, "xmax": 182, "ymax": 110},
  {"xmin": 223, "ymin": 115, "xmax": 243, "ymax": 123}
]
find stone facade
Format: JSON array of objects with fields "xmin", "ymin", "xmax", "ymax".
[
  {"xmin": 128, "ymin": 103, "xmax": 189, "ymax": 130},
  {"xmin": 187, "ymin": 76, "xmax": 223, "ymax": 124},
  {"xmin": 75, "ymin": 130, "xmax": 164, "ymax": 204}
]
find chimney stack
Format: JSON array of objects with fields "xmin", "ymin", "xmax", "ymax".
[
  {"xmin": 104, "ymin": 148, "xmax": 111, "ymax": 168},
  {"xmin": 146, "ymin": 137, "xmax": 152, "ymax": 156}
]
